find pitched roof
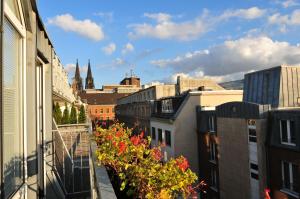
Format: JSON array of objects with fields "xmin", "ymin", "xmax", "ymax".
[{"xmin": 79, "ymin": 92, "xmax": 129, "ymax": 105}]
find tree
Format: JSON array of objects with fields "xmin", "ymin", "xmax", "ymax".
[
  {"xmin": 62, "ymin": 102, "xmax": 70, "ymax": 124},
  {"xmin": 53, "ymin": 102, "xmax": 62, "ymax": 125},
  {"xmin": 78, "ymin": 105, "xmax": 86, "ymax": 123},
  {"xmin": 69, "ymin": 104, "xmax": 77, "ymax": 124}
]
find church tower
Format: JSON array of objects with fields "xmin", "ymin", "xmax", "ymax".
[
  {"xmin": 85, "ymin": 60, "xmax": 95, "ymax": 89},
  {"xmin": 71, "ymin": 59, "xmax": 83, "ymax": 94}
]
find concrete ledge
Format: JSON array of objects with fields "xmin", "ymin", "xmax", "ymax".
[{"xmin": 90, "ymin": 142, "xmax": 117, "ymax": 199}]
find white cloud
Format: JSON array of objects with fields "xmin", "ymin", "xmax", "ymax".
[
  {"xmin": 268, "ymin": 9, "xmax": 300, "ymax": 25},
  {"xmin": 102, "ymin": 43, "xmax": 116, "ymax": 55},
  {"xmin": 144, "ymin": 13, "xmax": 172, "ymax": 22},
  {"xmin": 277, "ymin": 0, "xmax": 300, "ymax": 8},
  {"xmin": 219, "ymin": 7, "xmax": 266, "ymax": 20},
  {"xmin": 128, "ymin": 8, "xmax": 266, "ymax": 41},
  {"xmin": 94, "ymin": 12, "xmax": 114, "ymax": 22},
  {"xmin": 151, "ymin": 36, "xmax": 300, "ymax": 79},
  {"xmin": 48, "ymin": 14, "xmax": 104, "ymax": 41},
  {"xmin": 122, "ymin": 43, "xmax": 134, "ymax": 54}
]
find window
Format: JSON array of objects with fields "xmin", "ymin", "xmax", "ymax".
[
  {"xmin": 211, "ymin": 168, "xmax": 218, "ymax": 189},
  {"xmin": 208, "ymin": 116, "xmax": 215, "ymax": 132},
  {"xmin": 162, "ymin": 99, "xmax": 173, "ymax": 113},
  {"xmin": 210, "ymin": 142, "xmax": 217, "ymax": 162},
  {"xmin": 151, "ymin": 127, "xmax": 156, "ymax": 140},
  {"xmin": 2, "ymin": 0, "xmax": 26, "ymax": 197},
  {"xmin": 165, "ymin": 130, "xmax": 171, "ymax": 146},
  {"xmin": 280, "ymin": 120, "xmax": 296, "ymax": 146},
  {"xmin": 95, "ymin": 109, "xmax": 97, "ymax": 114},
  {"xmin": 158, "ymin": 129, "xmax": 163, "ymax": 143},
  {"xmin": 106, "ymin": 108, "xmax": 109, "ymax": 113},
  {"xmin": 248, "ymin": 126, "xmax": 257, "ymax": 143},
  {"xmin": 112, "ymin": 107, "xmax": 115, "ymax": 113},
  {"xmin": 250, "ymin": 162, "xmax": 259, "ymax": 180},
  {"xmin": 100, "ymin": 108, "xmax": 103, "ymax": 113},
  {"xmin": 106, "ymin": 117, "xmax": 110, "ymax": 120},
  {"xmin": 100, "ymin": 117, "xmax": 103, "ymax": 121},
  {"xmin": 282, "ymin": 161, "xmax": 299, "ymax": 194}
]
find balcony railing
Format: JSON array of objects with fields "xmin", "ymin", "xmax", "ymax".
[
  {"xmin": 89, "ymin": 141, "xmax": 117, "ymax": 199},
  {"xmin": 52, "ymin": 121, "xmax": 117, "ymax": 199},
  {"xmin": 52, "ymin": 122, "xmax": 91, "ymax": 198}
]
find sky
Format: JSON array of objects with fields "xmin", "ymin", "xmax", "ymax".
[{"xmin": 37, "ymin": 0, "xmax": 300, "ymax": 88}]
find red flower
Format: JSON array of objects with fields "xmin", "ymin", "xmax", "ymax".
[
  {"xmin": 139, "ymin": 131, "xmax": 144, "ymax": 138},
  {"xmin": 176, "ymin": 157, "xmax": 189, "ymax": 172},
  {"xmin": 118, "ymin": 141, "xmax": 127, "ymax": 155},
  {"xmin": 106, "ymin": 134, "xmax": 113, "ymax": 140},
  {"xmin": 151, "ymin": 148, "xmax": 162, "ymax": 161},
  {"xmin": 116, "ymin": 131, "xmax": 123, "ymax": 138},
  {"xmin": 94, "ymin": 131, "xmax": 101, "ymax": 137},
  {"xmin": 264, "ymin": 188, "xmax": 271, "ymax": 199},
  {"xmin": 130, "ymin": 135, "xmax": 141, "ymax": 146}
]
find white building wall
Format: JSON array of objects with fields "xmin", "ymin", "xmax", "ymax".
[{"xmin": 150, "ymin": 120, "xmax": 175, "ymax": 161}]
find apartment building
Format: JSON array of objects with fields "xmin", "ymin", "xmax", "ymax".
[
  {"xmin": 151, "ymin": 89, "xmax": 243, "ymax": 174},
  {"xmin": 196, "ymin": 107, "xmax": 219, "ymax": 199},
  {"xmin": 268, "ymin": 109, "xmax": 300, "ymax": 199},
  {"xmin": 197, "ymin": 65, "xmax": 300, "ymax": 199},
  {"xmin": 80, "ymin": 92, "xmax": 129, "ymax": 121},
  {"xmin": 0, "ymin": 0, "xmax": 69, "ymax": 198},
  {"xmin": 216, "ymin": 102, "xmax": 270, "ymax": 199},
  {"xmin": 116, "ymin": 84, "xmax": 176, "ymax": 135}
]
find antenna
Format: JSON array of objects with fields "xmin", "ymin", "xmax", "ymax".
[{"xmin": 130, "ymin": 69, "xmax": 133, "ymax": 77}]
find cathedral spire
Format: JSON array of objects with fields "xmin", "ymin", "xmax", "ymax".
[
  {"xmin": 72, "ymin": 59, "xmax": 83, "ymax": 93},
  {"xmin": 85, "ymin": 59, "xmax": 95, "ymax": 89}
]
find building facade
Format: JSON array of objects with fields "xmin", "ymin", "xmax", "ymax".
[
  {"xmin": 216, "ymin": 102, "xmax": 270, "ymax": 199},
  {"xmin": 0, "ymin": 0, "xmax": 71, "ymax": 198},
  {"xmin": 151, "ymin": 90, "xmax": 243, "ymax": 175},
  {"xmin": 116, "ymin": 84, "xmax": 176, "ymax": 135},
  {"xmin": 196, "ymin": 65, "xmax": 300, "ymax": 199}
]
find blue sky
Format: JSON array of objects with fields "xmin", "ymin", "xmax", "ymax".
[{"xmin": 38, "ymin": 0, "xmax": 300, "ymax": 87}]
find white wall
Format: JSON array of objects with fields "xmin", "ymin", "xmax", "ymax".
[{"xmin": 150, "ymin": 120, "xmax": 175, "ymax": 161}]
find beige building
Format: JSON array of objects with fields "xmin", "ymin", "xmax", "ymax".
[
  {"xmin": 116, "ymin": 84, "xmax": 176, "ymax": 135},
  {"xmin": 150, "ymin": 90, "xmax": 243, "ymax": 174}
]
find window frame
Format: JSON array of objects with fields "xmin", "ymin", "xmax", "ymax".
[
  {"xmin": 208, "ymin": 116, "xmax": 215, "ymax": 132},
  {"xmin": 158, "ymin": 128, "xmax": 163, "ymax": 143},
  {"xmin": 151, "ymin": 127, "xmax": 156, "ymax": 140},
  {"xmin": 165, "ymin": 130, "xmax": 171, "ymax": 146},
  {"xmin": 1, "ymin": 0, "xmax": 27, "ymax": 198},
  {"xmin": 209, "ymin": 141, "xmax": 217, "ymax": 163},
  {"xmin": 281, "ymin": 161, "xmax": 299, "ymax": 197},
  {"xmin": 280, "ymin": 120, "xmax": 296, "ymax": 146},
  {"xmin": 248, "ymin": 125, "xmax": 257, "ymax": 143},
  {"xmin": 210, "ymin": 168, "xmax": 218, "ymax": 191}
]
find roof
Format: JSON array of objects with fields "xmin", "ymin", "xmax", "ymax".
[{"xmin": 79, "ymin": 92, "xmax": 129, "ymax": 105}]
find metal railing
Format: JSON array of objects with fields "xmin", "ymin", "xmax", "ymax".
[{"xmin": 52, "ymin": 122, "xmax": 91, "ymax": 198}]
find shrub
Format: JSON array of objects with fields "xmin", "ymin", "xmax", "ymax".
[
  {"xmin": 53, "ymin": 102, "xmax": 62, "ymax": 124},
  {"xmin": 78, "ymin": 105, "xmax": 86, "ymax": 123},
  {"xmin": 94, "ymin": 122, "xmax": 206, "ymax": 199},
  {"xmin": 70, "ymin": 104, "xmax": 77, "ymax": 124},
  {"xmin": 61, "ymin": 102, "xmax": 70, "ymax": 124}
]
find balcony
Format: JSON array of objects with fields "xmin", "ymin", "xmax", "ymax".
[{"xmin": 52, "ymin": 122, "xmax": 117, "ymax": 199}]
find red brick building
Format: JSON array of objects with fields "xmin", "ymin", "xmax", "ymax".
[{"xmin": 80, "ymin": 93, "xmax": 129, "ymax": 121}]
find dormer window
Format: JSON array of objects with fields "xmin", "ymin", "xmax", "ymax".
[
  {"xmin": 162, "ymin": 99, "xmax": 173, "ymax": 113},
  {"xmin": 280, "ymin": 120, "xmax": 296, "ymax": 146}
]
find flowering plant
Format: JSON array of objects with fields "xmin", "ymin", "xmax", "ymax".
[{"xmin": 94, "ymin": 122, "xmax": 205, "ymax": 199}]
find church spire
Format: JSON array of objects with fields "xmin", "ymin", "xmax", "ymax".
[
  {"xmin": 72, "ymin": 59, "xmax": 83, "ymax": 93},
  {"xmin": 85, "ymin": 59, "xmax": 95, "ymax": 89}
]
